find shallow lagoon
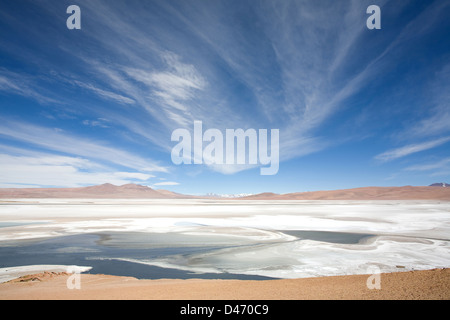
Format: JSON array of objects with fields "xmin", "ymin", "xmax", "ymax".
[
  {"xmin": 0, "ymin": 233, "xmax": 273, "ymax": 280},
  {"xmin": 0, "ymin": 230, "xmax": 373, "ymax": 280},
  {"xmin": 0, "ymin": 199, "xmax": 449, "ymax": 280}
]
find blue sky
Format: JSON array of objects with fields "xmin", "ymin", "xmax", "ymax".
[{"xmin": 0, "ymin": 0, "xmax": 449, "ymax": 194}]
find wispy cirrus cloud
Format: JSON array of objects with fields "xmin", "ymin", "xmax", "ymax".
[
  {"xmin": 0, "ymin": 120, "xmax": 168, "ymax": 173},
  {"xmin": 152, "ymin": 181, "xmax": 180, "ymax": 187},
  {"xmin": 82, "ymin": 118, "xmax": 110, "ymax": 128},
  {"xmin": 72, "ymin": 80, "xmax": 135, "ymax": 105},
  {"xmin": 0, "ymin": 70, "xmax": 61, "ymax": 105},
  {"xmin": 122, "ymin": 51, "xmax": 208, "ymax": 125},
  {"xmin": 401, "ymin": 64, "xmax": 450, "ymax": 140},
  {"xmin": 0, "ymin": 153, "xmax": 154, "ymax": 188},
  {"xmin": 0, "ymin": 143, "xmax": 156, "ymax": 188},
  {"xmin": 2, "ymin": 0, "xmax": 411, "ymax": 165},
  {"xmin": 405, "ymin": 157, "xmax": 450, "ymax": 171},
  {"xmin": 375, "ymin": 137, "xmax": 450, "ymax": 162}
]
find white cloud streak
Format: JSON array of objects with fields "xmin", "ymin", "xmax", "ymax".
[
  {"xmin": 375, "ymin": 137, "xmax": 450, "ymax": 162},
  {"xmin": 73, "ymin": 80, "xmax": 135, "ymax": 105},
  {"xmin": 0, "ymin": 153, "xmax": 154, "ymax": 188},
  {"xmin": 0, "ymin": 120, "xmax": 168, "ymax": 173},
  {"xmin": 405, "ymin": 157, "xmax": 450, "ymax": 172},
  {"xmin": 152, "ymin": 181, "xmax": 180, "ymax": 187},
  {"xmin": 0, "ymin": 70, "xmax": 60, "ymax": 105}
]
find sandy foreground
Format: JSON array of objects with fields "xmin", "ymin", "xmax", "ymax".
[{"xmin": 0, "ymin": 268, "xmax": 448, "ymax": 300}]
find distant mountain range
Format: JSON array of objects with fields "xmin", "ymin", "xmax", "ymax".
[
  {"xmin": 242, "ymin": 185, "xmax": 450, "ymax": 200},
  {"xmin": 0, "ymin": 183, "xmax": 186, "ymax": 199},
  {"xmin": 0, "ymin": 183, "xmax": 449, "ymax": 200},
  {"xmin": 429, "ymin": 183, "xmax": 449, "ymax": 187}
]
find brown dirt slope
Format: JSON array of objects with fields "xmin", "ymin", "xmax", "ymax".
[
  {"xmin": 242, "ymin": 186, "xmax": 450, "ymax": 200},
  {"xmin": 0, "ymin": 268, "xmax": 448, "ymax": 300}
]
